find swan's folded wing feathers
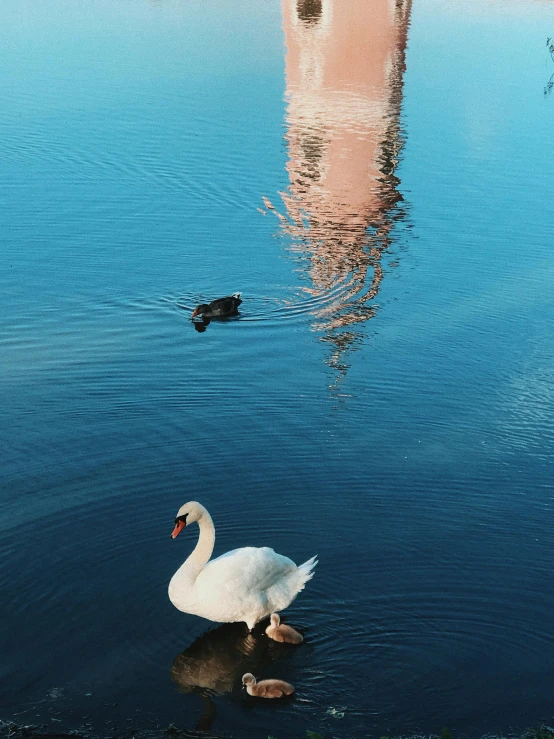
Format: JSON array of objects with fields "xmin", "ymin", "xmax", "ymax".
[{"xmin": 198, "ymin": 547, "xmax": 296, "ymax": 594}]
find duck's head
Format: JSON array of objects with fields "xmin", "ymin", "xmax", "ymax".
[
  {"xmin": 242, "ymin": 673, "xmax": 256, "ymax": 687},
  {"xmin": 270, "ymin": 613, "xmax": 281, "ymax": 627},
  {"xmin": 191, "ymin": 304, "xmax": 210, "ymax": 318},
  {"xmin": 171, "ymin": 501, "xmax": 206, "ymax": 539}
]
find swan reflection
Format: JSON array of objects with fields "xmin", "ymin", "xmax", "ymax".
[
  {"xmin": 267, "ymin": 0, "xmax": 412, "ymax": 385},
  {"xmin": 170, "ymin": 623, "xmax": 289, "ymax": 729}
]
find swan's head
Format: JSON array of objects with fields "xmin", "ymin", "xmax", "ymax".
[
  {"xmin": 242, "ymin": 673, "xmax": 256, "ymax": 687},
  {"xmin": 270, "ymin": 613, "xmax": 281, "ymax": 627},
  {"xmin": 171, "ymin": 501, "xmax": 205, "ymax": 539}
]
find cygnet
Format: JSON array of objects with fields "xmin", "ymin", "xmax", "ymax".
[
  {"xmin": 242, "ymin": 673, "xmax": 295, "ymax": 698},
  {"xmin": 265, "ymin": 613, "xmax": 303, "ymax": 644}
]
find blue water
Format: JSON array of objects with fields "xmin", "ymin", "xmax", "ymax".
[{"xmin": 1, "ymin": 0, "xmax": 554, "ymax": 737}]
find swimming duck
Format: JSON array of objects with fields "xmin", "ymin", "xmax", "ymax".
[
  {"xmin": 191, "ymin": 293, "xmax": 242, "ymax": 319},
  {"xmin": 265, "ymin": 613, "xmax": 303, "ymax": 644},
  {"xmin": 168, "ymin": 501, "xmax": 317, "ymax": 631},
  {"xmin": 242, "ymin": 673, "xmax": 295, "ymax": 698}
]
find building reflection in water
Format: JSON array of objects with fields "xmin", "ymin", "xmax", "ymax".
[{"xmin": 266, "ymin": 0, "xmax": 412, "ymax": 385}]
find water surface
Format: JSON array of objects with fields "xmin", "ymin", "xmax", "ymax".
[{"xmin": 1, "ymin": 0, "xmax": 554, "ymax": 737}]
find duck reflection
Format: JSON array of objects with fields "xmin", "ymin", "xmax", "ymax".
[
  {"xmin": 170, "ymin": 622, "xmax": 288, "ymax": 729},
  {"xmin": 192, "ymin": 317, "xmax": 210, "ymax": 333},
  {"xmin": 268, "ymin": 0, "xmax": 412, "ymax": 385}
]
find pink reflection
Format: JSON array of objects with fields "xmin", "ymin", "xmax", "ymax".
[{"xmin": 270, "ymin": 0, "xmax": 412, "ymax": 347}]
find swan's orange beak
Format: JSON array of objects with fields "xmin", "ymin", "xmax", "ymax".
[
  {"xmin": 191, "ymin": 308, "xmax": 199, "ymax": 318},
  {"xmin": 171, "ymin": 520, "xmax": 186, "ymax": 539}
]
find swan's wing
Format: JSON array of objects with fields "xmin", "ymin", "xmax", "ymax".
[
  {"xmin": 184, "ymin": 547, "xmax": 314, "ymax": 626},
  {"xmin": 198, "ymin": 547, "xmax": 296, "ymax": 594}
]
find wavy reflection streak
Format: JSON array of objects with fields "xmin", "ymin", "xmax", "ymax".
[{"xmin": 270, "ymin": 0, "xmax": 413, "ymax": 382}]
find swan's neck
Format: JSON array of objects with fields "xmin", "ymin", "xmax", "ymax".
[{"xmin": 180, "ymin": 510, "xmax": 215, "ymax": 582}]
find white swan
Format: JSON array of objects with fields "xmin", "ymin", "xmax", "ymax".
[{"xmin": 168, "ymin": 501, "xmax": 317, "ymax": 630}]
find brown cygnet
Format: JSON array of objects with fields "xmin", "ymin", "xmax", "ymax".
[
  {"xmin": 242, "ymin": 673, "xmax": 295, "ymax": 698},
  {"xmin": 265, "ymin": 613, "xmax": 303, "ymax": 644}
]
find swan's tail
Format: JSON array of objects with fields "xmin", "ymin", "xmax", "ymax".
[
  {"xmin": 232, "ymin": 292, "xmax": 242, "ymax": 299},
  {"xmin": 267, "ymin": 554, "xmax": 318, "ymax": 614},
  {"xmin": 296, "ymin": 555, "xmax": 318, "ymax": 591}
]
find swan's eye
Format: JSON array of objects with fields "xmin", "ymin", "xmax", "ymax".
[{"xmin": 175, "ymin": 514, "xmax": 188, "ymax": 525}]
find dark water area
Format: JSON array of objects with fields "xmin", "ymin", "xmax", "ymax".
[{"xmin": 1, "ymin": 0, "xmax": 554, "ymax": 737}]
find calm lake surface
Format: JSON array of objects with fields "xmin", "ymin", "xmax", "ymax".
[{"xmin": 1, "ymin": 0, "xmax": 554, "ymax": 737}]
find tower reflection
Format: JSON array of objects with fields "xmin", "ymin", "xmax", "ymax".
[{"xmin": 271, "ymin": 0, "xmax": 412, "ymax": 383}]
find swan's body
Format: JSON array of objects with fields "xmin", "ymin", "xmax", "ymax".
[
  {"xmin": 265, "ymin": 613, "xmax": 303, "ymax": 644},
  {"xmin": 168, "ymin": 502, "xmax": 317, "ymax": 631},
  {"xmin": 242, "ymin": 673, "xmax": 294, "ymax": 698}
]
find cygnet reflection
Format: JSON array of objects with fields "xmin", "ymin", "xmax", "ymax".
[{"xmin": 171, "ymin": 622, "xmax": 289, "ymax": 729}]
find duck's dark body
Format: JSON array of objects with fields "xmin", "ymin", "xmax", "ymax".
[{"xmin": 192, "ymin": 293, "xmax": 242, "ymax": 319}]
